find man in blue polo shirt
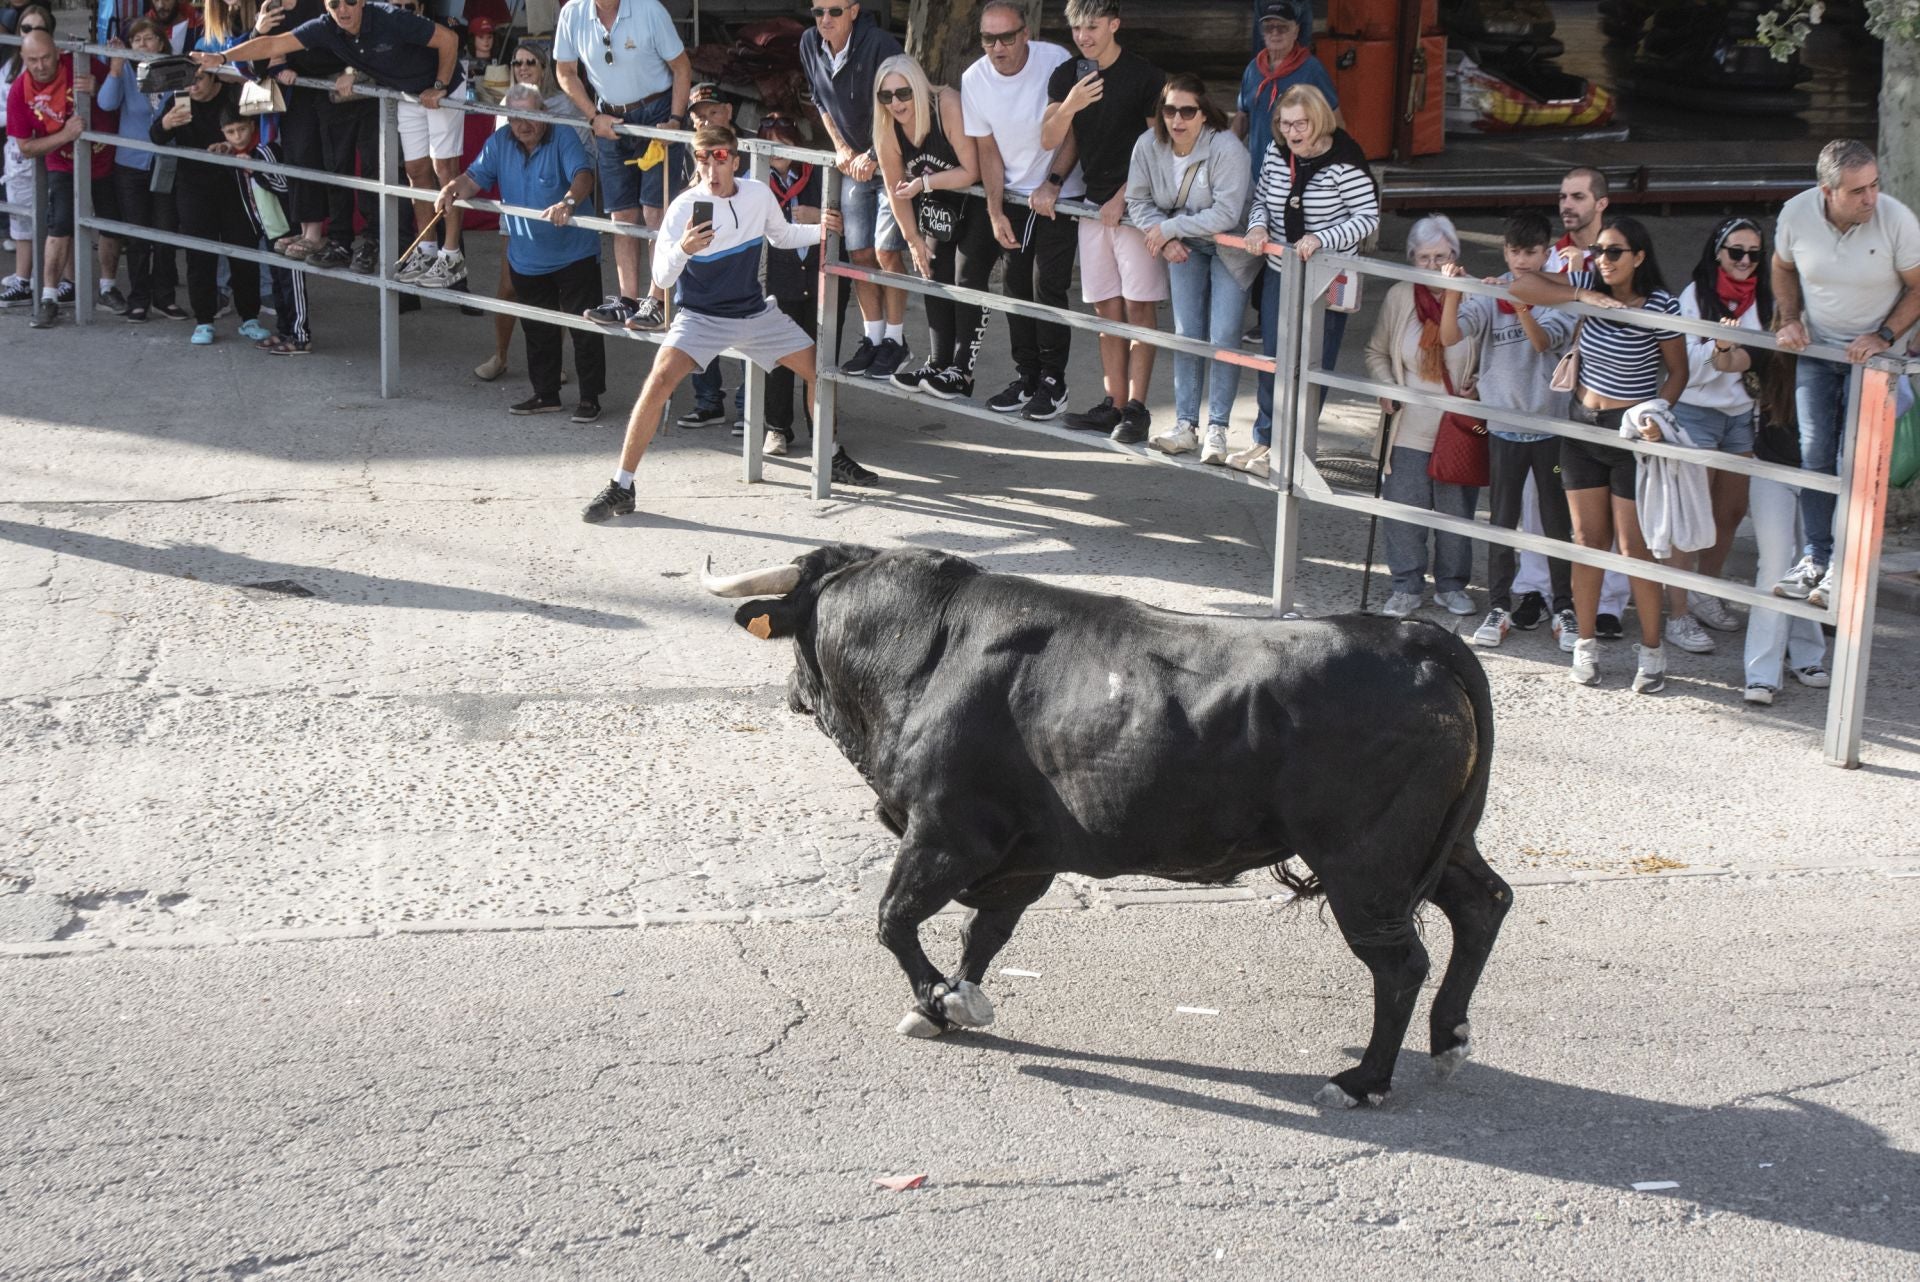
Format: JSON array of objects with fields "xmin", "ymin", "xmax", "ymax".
[
  {"xmin": 437, "ymin": 83, "xmax": 606, "ymax": 423},
  {"xmin": 192, "ymin": 0, "xmax": 469, "ymax": 288}
]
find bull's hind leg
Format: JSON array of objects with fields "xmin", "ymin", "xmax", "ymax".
[
  {"xmin": 1317, "ymin": 887, "xmax": 1430, "ymax": 1109},
  {"xmin": 1426, "ymin": 840, "xmax": 1512, "ymax": 1080},
  {"xmin": 938, "ymin": 874, "xmax": 1055, "ymax": 1029},
  {"xmin": 876, "ymin": 831, "xmax": 1000, "ymax": 1039}
]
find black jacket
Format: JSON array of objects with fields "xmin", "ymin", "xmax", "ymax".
[{"xmin": 150, "ymin": 87, "xmax": 237, "ymax": 191}]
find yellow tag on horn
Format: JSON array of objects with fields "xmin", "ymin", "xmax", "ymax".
[{"xmin": 747, "ymin": 615, "xmax": 773, "ymax": 640}]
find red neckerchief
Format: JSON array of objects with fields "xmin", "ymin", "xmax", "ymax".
[
  {"xmin": 1411, "ymin": 284, "xmax": 1448, "ymax": 382},
  {"xmin": 1254, "ymin": 44, "xmax": 1311, "ymax": 105},
  {"xmin": 26, "ymin": 60, "xmax": 74, "ymax": 133},
  {"xmin": 1715, "ymin": 267, "xmax": 1758, "ymax": 317},
  {"xmin": 769, "ymin": 164, "xmax": 814, "ymax": 211},
  {"xmin": 1554, "ymin": 233, "xmax": 1594, "ymax": 273}
]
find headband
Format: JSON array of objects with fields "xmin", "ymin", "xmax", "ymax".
[{"xmin": 1713, "ymin": 217, "xmax": 1761, "ymax": 256}]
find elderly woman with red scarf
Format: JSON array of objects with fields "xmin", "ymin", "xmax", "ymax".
[{"xmin": 1364, "ymin": 214, "xmax": 1482, "ymax": 619}]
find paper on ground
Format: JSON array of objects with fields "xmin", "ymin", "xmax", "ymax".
[
  {"xmin": 999, "ymin": 968, "xmax": 1042, "ymax": 978},
  {"xmin": 1630, "ymin": 1180, "xmax": 1679, "ymax": 1191},
  {"xmin": 1176, "ymin": 1006, "xmax": 1221, "ymax": 1016},
  {"xmin": 874, "ymin": 1174, "xmax": 927, "ymax": 1191}
]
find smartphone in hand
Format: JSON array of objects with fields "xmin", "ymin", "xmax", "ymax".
[
  {"xmin": 1074, "ymin": 58, "xmax": 1098, "ymax": 83},
  {"xmin": 691, "ymin": 200, "xmax": 714, "ymax": 231}
]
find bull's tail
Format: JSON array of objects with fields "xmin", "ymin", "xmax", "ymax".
[
  {"xmin": 1414, "ymin": 635, "xmax": 1498, "ymax": 906},
  {"xmin": 1269, "ymin": 860, "xmax": 1324, "ymax": 899}
]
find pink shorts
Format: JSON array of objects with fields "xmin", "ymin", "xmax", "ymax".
[{"xmin": 1078, "ymin": 220, "xmax": 1169, "ymax": 305}]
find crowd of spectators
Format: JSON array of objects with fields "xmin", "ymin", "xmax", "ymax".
[{"xmin": 5, "ymin": 0, "xmax": 1918, "ymax": 702}]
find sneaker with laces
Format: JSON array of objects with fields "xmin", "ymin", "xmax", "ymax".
[
  {"xmin": 350, "ymin": 239, "xmax": 379, "ymax": 274},
  {"xmin": 1771, "ymin": 554, "xmax": 1821, "ymax": 600},
  {"xmin": 1149, "ymin": 422, "xmax": 1200, "ymax": 455},
  {"xmin": 29, "ymin": 298, "xmax": 58, "ymax": 329},
  {"xmin": 1472, "ymin": 608, "xmax": 1510, "ymax": 647},
  {"xmin": 1064, "ymin": 397, "xmax": 1121, "ymax": 433},
  {"xmin": 394, "ymin": 245, "xmax": 436, "ymax": 284},
  {"xmin": 1434, "ymin": 589, "xmax": 1476, "ymax": 616},
  {"xmin": 1569, "ymin": 637, "xmax": 1600, "ymax": 685},
  {"xmin": 55, "ymin": 279, "xmax": 75, "ymax": 306},
  {"xmin": 627, "ymin": 296, "xmax": 667, "ymax": 330},
  {"xmin": 1688, "ymin": 593, "xmax": 1740, "ymax": 632},
  {"xmin": 1552, "ymin": 608, "xmax": 1578, "ymax": 653},
  {"xmin": 584, "ymin": 295, "xmax": 637, "ymax": 326},
  {"xmin": 830, "ymin": 447, "xmax": 879, "ymax": 487},
  {"xmin": 1594, "ymin": 612, "xmax": 1623, "ymax": 640},
  {"xmin": 1225, "ymin": 443, "xmax": 1270, "ymax": 477},
  {"xmin": 1806, "ymin": 564, "xmax": 1834, "ymax": 609},
  {"xmin": 416, "ymin": 250, "xmax": 466, "ymax": 289},
  {"xmin": 309, "ymin": 241, "xmax": 352, "ymax": 270},
  {"xmin": 0, "ymin": 277, "xmax": 31, "ymax": 307},
  {"xmin": 763, "ymin": 430, "xmax": 791, "ymax": 457},
  {"xmin": 922, "ymin": 368, "xmax": 973, "ymax": 400},
  {"xmin": 891, "ymin": 359, "xmax": 937, "ymax": 393},
  {"xmin": 677, "ymin": 405, "xmax": 726, "ymax": 428},
  {"xmin": 1110, "ymin": 399, "xmax": 1151, "ymax": 445},
  {"xmin": 986, "ymin": 375, "xmax": 1033, "ymax": 413},
  {"xmin": 1631, "ymin": 642, "xmax": 1667, "ymax": 694},
  {"xmin": 840, "ymin": 337, "xmax": 879, "ymax": 376},
  {"xmin": 1199, "ymin": 425, "xmax": 1230, "ymax": 466},
  {"xmin": 582, "ymin": 479, "xmax": 636, "ymax": 523},
  {"xmin": 1510, "ymin": 591, "xmax": 1548, "ymax": 630},
  {"xmin": 1664, "ymin": 613, "xmax": 1716, "ymax": 654},
  {"xmin": 98, "ymin": 286, "xmax": 129, "ymax": 314},
  {"xmin": 510, "ymin": 395, "xmax": 564, "ymax": 415},
  {"xmin": 1791, "ymin": 664, "xmax": 1831, "ymax": 688},
  {"xmin": 866, "ymin": 337, "xmax": 910, "ymax": 380},
  {"xmin": 1743, "ymin": 684, "xmax": 1776, "ymax": 705},
  {"xmin": 1019, "ymin": 374, "xmax": 1069, "ymax": 421},
  {"xmin": 571, "ymin": 399, "xmax": 602, "ymax": 424},
  {"xmin": 1378, "ymin": 591, "xmax": 1422, "ymax": 618}
]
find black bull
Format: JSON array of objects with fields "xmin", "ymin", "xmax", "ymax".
[{"xmin": 703, "ymin": 544, "xmax": 1511, "ymax": 1108}]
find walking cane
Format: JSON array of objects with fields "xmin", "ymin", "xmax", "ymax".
[
  {"xmin": 392, "ymin": 206, "xmax": 446, "ymax": 274},
  {"xmin": 1358, "ymin": 406, "xmax": 1391, "ymax": 614}
]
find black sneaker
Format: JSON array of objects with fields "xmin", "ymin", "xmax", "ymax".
[
  {"xmin": 309, "ymin": 241, "xmax": 352, "ymax": 270},
  {"xmin": 56, "ymin": 279, "xmax": 76, "ymax": 307},
  {"xmin": 625, "ymin": 297, "xmax": 667, "ymax": 331},
  {"xmin": 29, "ymin": 298, "xmax": 57, "ymax": 329},
  {"xmin": 571, "ymin": 399, "xmax": 602, "ymax": 424},
  {"xmin": 892, "ymin": 359, "xmax": 937, "ymax": 393},
  {"xmin": 830, "ymin": 447, "xmax": 879, "ymax": 487},
  {"xmin": 1064, "ymin": 397, "xmax": 1121, "ymax": 433},
  {"xmin": 840, "ymin": 337, "xmax": 879, "ymax": 376},
  {"xmin": 99, "ymin": 286, "xmax": 130, "ymax": 314},
  {"xmin": 510, "ymin": 395, "xmax": 564, "ymax": 415},
  {"xmin": 1510, "ymin": 591, "xmax": 1547, "ymax": 630},
  {"xmin": 1595, "ymin": 612, "xmax": 1624, "ymax": 640},
  {"xmin": 677, "ymin": 405, "xmax": 726, "ymax": 428},
  {"xmin": 986, "ymin": 375, "xmax": 1033, "ymax": 413},
  {"xmin": 923, "ymin": 368, "xmax": 973, "ymax": 401},
  {"xmin": 1019, "ymin": 374, "xmax": 1069, "ymax": 421},
  {"xmin": 585, "ymin": 295, "xmax": 637, "ymax": 326},
  {"xmin": 0, "ymin": 278, "xmax": 30, "ymax": 307},
  {"xmin": 582, "ymin": 480, "xmax": 636, "ymax": 523},
  {"xmin": 153, "ymin": 301, "xmax": 189, "ymax": 321},
  {"xmin": 350, "ymin": 239, "xmax": 378, "ymax": 274},
  {"xmin": 866, "ymin": 338, "xmax": 910, "ymax": 381},
  {"xmin": 1110, "ymin": 399, "xmax": 1150, "ymax": 445}
]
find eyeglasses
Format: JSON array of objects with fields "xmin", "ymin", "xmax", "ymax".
[
  {"xmin": 876, "ymin": 86, "xmax": 913, "ymax": 104},
  {"xmin": 1721, "ymin": 246, "xmax": 1762, "ymax": 263},
  {"xmin": 1160, "ymin": 104, "xmax": 1200, "ymax": 120},
  {"xmin": 980, "ymin": 25, "xmax": 1025, "ymax": 46},
  {"xmin": 1277, "ymin": 118, "xmax": 1312, "ymax": 133},
  {"xmin": 18, "ymin": 22, "xmax": 50, "ymax": 31},
  {"xmin": 693, "ymin": 147, "xmax": 732, "ymax": 163},
  {"xmin": 810, "ymin": 6, "xmax": 847, "ymax": 17},
  {"xmin": 1595, "ymin": 245, "xmax": 1634, "ymax": 261},
  {"xmin": 511, "ymin": 58, "xmax": 539, "ymax": 67}
]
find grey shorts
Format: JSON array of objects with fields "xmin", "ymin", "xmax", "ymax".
[{"xmin": 663, "ymin": 301, "xmax": 813, "ymax": 373}]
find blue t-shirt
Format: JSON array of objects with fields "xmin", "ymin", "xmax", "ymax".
[
  {"xmin": 467, "ymin": 124, "xmax": 599, "ymax": 275},
  {"xmin": 291, "ymin": 3, "xmax": 461, "ymax": 94},
  {"xmin": 1238, "ymin": 52, "xmax": 1338, "ymax": 182}
]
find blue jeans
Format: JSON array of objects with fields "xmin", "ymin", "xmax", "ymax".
[
  {"xmin": 1166, "ymin": 246, "xmax": 1248, "ymax": 428},
  {"xmin": 1794, "ymin": 355, "xmax": 1848, "ymax": 565},
  {"xmin": 593, "ymin": 96, "xmax": 673, "ymax": 213},
  {"xmin": 1254, "ymin": 265, "xmax": 1349, "ymax": 444},
  {"xmin": 1382, "ymin": 445, "xmax": 1478, "ymax": 595},
  {"xmin": 691, "ymin": 357, "xmax": 744, "ymax": 415}
]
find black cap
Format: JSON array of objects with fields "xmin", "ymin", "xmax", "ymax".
[{"xmin": 1259, "ymin": 2, "xmax": 1298, "ymax": 22}]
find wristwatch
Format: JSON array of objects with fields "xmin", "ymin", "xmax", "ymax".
[
  {"xmin": 1875, "ymin": 324, "xmax": 1897, "ymax": 344},
  {"xmin": 1044, "ymin": 172, "xmax": 1065, "ymax": 187},
  {"xmin": 431, "ymin": 78, "xmax": 448, "ymax": 91},
  {"xmin": 563, "ymin": 195, "xmax": 578, "ymax": 208}
]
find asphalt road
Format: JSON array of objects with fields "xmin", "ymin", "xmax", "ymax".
[{"xmin": 3, "ymin": 873, "xmax": 1915, "ymax": 1280}]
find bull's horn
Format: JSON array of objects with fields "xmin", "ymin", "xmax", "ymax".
[{"xmin": 700, "ymin": 555, "xmax": 802, "ymax": 598}]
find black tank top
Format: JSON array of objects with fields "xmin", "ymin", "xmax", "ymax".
[{"xmin": 893, "ymin": 89, "xmax": 960, "ymax": 186}]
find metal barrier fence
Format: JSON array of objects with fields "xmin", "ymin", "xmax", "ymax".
[{"xmin": 6, "ymin": 34, "xmax": 1913, "ymax": 766}]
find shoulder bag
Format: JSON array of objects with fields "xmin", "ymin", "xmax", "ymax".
[
  {"xmin": 1427, "ymin": 362, "xmax": 1490, "ymax": 487},
  {"xmin": 1550, "ymin": 316, "xmax": 1584, "ymax": 393},
  {"xmin": 238, "ymin": 78, "xmax": 286, "ymax": 117}
]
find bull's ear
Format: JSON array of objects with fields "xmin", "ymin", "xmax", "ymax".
[{"xmin": 733, "ymin": 598, "xmax": 799, "ymax": 640}]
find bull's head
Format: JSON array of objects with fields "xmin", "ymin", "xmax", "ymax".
[{"xmin": 701, "ymin": 543, "xmax": 889, "ymax": 716}]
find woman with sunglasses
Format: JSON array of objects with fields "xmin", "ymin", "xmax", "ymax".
[
  {"xmin": 1658, "ymin": 216, "xmax": 1772, "ymax": 655},
  {"xmin": 872, "ymin": 52, "xmax": 983, "ymax": 401},
  {"xmin": 475, "ymin": 43, "xmax": 583, "ymax": 382},
  {"xmin": 581, "ymin": 124, "xmax": 872, "ymax": 524},
  {"xmin": 1, "ymin": 5, "xmax": 58, "ymax": 306},
  {"xmin": 1512, "ymin": 213, "xmax": 1687, "ymax": 692},
  {"xmin": 1125, "ymin": 73, "xmax": 1255, "ymax": 465}
]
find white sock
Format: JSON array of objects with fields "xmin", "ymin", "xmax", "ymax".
[
  {"xmin": 42, "ymin": 287, "xmax": 57, "ymax": 302},
  {"xmin": 418, "ymin": 240, "xmax": 438, "ymax": 257},
  {"xmin": 614, "ymin": 469, "xmax": 635, "ymax": 488},
  {"xmin": 884, "ymin": 322, "xmax": 905, "ymax": 343},
  {"xmin": 864, "ymin": 320, "xmax": 884, "ymax": 344},
  {"xmin": 99, "ymin": 277, "xmax": 114, "ymax": 294}
]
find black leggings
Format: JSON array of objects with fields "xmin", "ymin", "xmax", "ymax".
[
  {"xmin": 110, "ymin": 163, "xmax": 179, "ymax": 310},
  {"xmin": 919, "ymin": 197, "xmax": 986, "ymax": 375},
  {"xmin": 176, "ymin": 180, "xmax": 259, "ymax": 323},
  {"xmin": 1487, "ymin": 435, "xmax": 1573, "ymax": 612}
]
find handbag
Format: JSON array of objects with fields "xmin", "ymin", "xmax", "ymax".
[
  {"xmin": 915, "ymin": 185, "xmax": 960, "ymax": 243},
  {"xmin": 136, "ymin": 56, "xmax": 199, "ymax": 95},
  {"xmin": 1427, "ymin": 362, "xmax": 1490, "ymax": 487},
  {"xmin": 238, "ymin": 78, "xmax": 286, "ymax": 117},
  {"xmin": 1550, "ymin": 316, "xmax": 1583, "ymax": 393}
]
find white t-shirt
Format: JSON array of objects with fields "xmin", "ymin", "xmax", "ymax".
[
  {"xmin": 959, "ymin": 41, "xmax": 1084, "ymax": 200},
  {"xmin": 1774, "ymin": 184, "xmax": 1920, "ymax": 346}
]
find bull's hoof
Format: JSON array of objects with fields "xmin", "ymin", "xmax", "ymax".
[
  {"xmin": 1315, "ymin": 1079, "xmax": 1390, "ymax": 1109},
  {"xmin": 937, "ymin": 981, "xmax": 995, "ymax": 1029},
  {"xmin": 897, "ymin": 1009, "xmax": 948, "ymax": 1039},
  {"xmin": 1432, "ymin": 1022, "xmax": 1472, "ymax": 1081}
]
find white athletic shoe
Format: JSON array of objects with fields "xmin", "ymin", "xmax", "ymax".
[
  {"xmin": 1664, "ymin": 614, "xmax": 1716, "ymax": 654},
  {"xmin": 1434, "ymin": 589, "xmax": 1476, "ymax": 616},
  {"xmin": 394, "ymin": 244, "xmax": 435, "ymax": 284},
  {"xmin": 1226, "ymin": 443, "xmax": 1270, "ymax": 477},
  {"xmin": 416, "ymin": 249, "xmax": 466, "ymax": 289},
  {"xmin": 1199, "ymin": 425, "xmax": 1229, "ymax": 467},
  {"xmin": 1379, "ymin": 591, "xmax": 1422, "ymax": 619},
  {"xmin": 1148, "ymin": 422, "xmax": 1199, "ymax": 455},
  {"xmin": 1471, "ymin": 608, "xmax": 1510, "ymax": 648},
  {"xmin": 1688, "ymin": 593, "xmax": 1740, "ymax": 632},
  {"xmin": 1632, "ymin": 642, "xmax": 1667, "ymax": 694},
  {"xmin": 1569, "ymin": 637, "xmax": 1600, "ymax": 686},
  {"xmin": 1552, "ymin": 608, "xmax": 1578, "ymax": 653}
]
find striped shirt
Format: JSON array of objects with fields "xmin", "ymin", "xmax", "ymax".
[
  {"xmin": 1566, "ymin": 270, "xmax": 1679, "ymax": 401},
  {"xmin": 653, "ymin": 179, "xmax": 823, "ymax": 318},
  {"xmin": 1246, "ymin": 140, "xmax": 1378, "ymax": 251}
]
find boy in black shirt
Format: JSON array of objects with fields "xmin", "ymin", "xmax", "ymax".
[
  {"xmin": 221, "ymin": 107, "xmax": 313, "ymax": 354},
  {"xmin": 150, "ymin": 73, "xmax": 266, "ymax": 343},
  {"xmin": 1042, "ymin": 0, "xmax": 1165, "ymax": 444}
]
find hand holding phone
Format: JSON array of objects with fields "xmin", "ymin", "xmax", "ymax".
[{"xmin": 692, "ymin": 199, "xmax": 714, "ymax": 230}]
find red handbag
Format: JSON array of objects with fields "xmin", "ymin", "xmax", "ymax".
[{"xmin": 1427, "ymin": 363, "xmax": 1489, "ymax": 487}]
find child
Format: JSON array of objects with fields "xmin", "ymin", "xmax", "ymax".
[
  {"xmin": 220, "ymin": 105, "xmax": 311, "ymax": 354},
  {"xmin": 1440, "ymin": 209, "xmax": 1575, "ymax": 648}
]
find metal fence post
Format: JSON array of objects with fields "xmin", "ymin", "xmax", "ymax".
[
  {"xmin": 1270, "ymin": 248, "xmax": 1304, "ymax": 614},
  {"xmin": 742, "ymin": 147, "xmax": 769, "ymax": 484},
  {"xmin": 812, "ymin": 166, "xmax": 841, "ymax": 501},
  {"xmin": 377, "ymin": 93, "xmax": 400, "ymax": 398},
  {"xmin": 73, "ymin": 75, "xmax": 95, "ymax": 327},
  {"xmin": 29, "ymin": 157, "xmax": 47, "ymax": 305},
  {"xmin": 1822, "ymin": 364, "xmax": 1899, "ymax": 768}
]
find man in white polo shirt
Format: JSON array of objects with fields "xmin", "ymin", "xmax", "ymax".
[{"xmin": 1773, "ymin": 138, "xmax": 1920, "ymax": 609}]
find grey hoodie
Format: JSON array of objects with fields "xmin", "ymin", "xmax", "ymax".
[
  {"xmin": 1453, "ymin": 275, "xmax": 1574, "ymax": 442},
  {"xmin": 1124, "ymin": 127, "xmax": 1259, "ymax": 289}
]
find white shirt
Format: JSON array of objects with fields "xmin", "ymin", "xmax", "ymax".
[
  {"xmin": 552, "ymin": 0, "xmax": 684, "ymax": 107},
  {"xmin": 1676, "ymin": 281, "xmax": 1763, "ymax": 415},
  {"xmin": 959, "ymin": 41, "xmax": 1084, "ymax": 199},
  {"xmin": 1775, "ymin": 185, "xmax": 1920, "ymax": 346}
]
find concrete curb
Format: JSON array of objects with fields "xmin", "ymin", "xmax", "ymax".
[{"xmin": 2, "ymin": 857, "xmax": 1914, "ymax": 960}]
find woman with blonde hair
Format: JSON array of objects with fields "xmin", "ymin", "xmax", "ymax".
[{"xmin": 872, "ymin": 52, "xmax": 984, "ymax": 401}]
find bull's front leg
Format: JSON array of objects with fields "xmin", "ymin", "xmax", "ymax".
[{"xmin": 876, "ymin": 831, "xmax": 994, "ymax": 1039}]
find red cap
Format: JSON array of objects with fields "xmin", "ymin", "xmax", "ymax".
[{"xmin": 469, "ymin": 16, "xmax": 496, "ymax": 35}]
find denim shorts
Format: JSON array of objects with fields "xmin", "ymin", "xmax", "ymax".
[
  {"xmin": 1671, "ymin": 400, "xmax": 1756, "ymax": 454},
  {"xmin": 838, "ymin": 172, "xmax": 904, "ymax": 254},
  {"xmin": 593, "ymin": 96, "xmax": 672, "ymax": 213}
]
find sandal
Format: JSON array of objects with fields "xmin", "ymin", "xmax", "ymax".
[
  {"xmin": 255, "ymin": 333, "xmax": 311, "ymax": 355},
  {"xmin": 279, "ymin": 236, "xmax": 324, "ymax": 261}
]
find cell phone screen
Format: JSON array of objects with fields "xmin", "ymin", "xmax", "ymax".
[
  {"xmin": 1075, "ymin": 58, "xmax": 1099, "ymax": 82},
  {"xmin": 692, "ymin": 201, "xmax": 714, "ymax": 229}
]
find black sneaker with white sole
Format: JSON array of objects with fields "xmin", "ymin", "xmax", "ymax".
[
  {"xmin": 677, "ymin": 405, "xmax": 726, "ymax": 428},
  {"xmin": 866, "ymin": 338, "xmax": 910, "ymax": 381},
  {"xmin": 0, "ymin": 279, "xmax": 31, "ymax": 307},
  {"xmin": 350, "ymin": 239, "xmax": 378, "ymax": 274},
  {"xmin": 891, "ymin": 360, "xmax": 938, "ymax": 393},
  {"xmin": 627, "ymin": 297, "xmax": 667, "ymax": 331},
  {"xmin": 1064, "ymin": 397, "xmax": 1121, "ymax": 433},
  {"xmin": 153, "ymin": 301, "xmax": 190, "ymax": 321},
  {"xmin": 922, "ymin": 368, "xmax": 973, "ymax": 400},
  {"xmin": 1018, "ymin": 374, "xmax": 1068, "ymax": 421},
  {"xmin": 830, "ymin": 447, "xmax": 879, "ymax": 487},
  {"xmin": 1510, "ymin": 591, "xmax": 1547, "ymax": 630},
  {"xmin": 582, "ymin": 480, "xmax": 636, "ymax": 523},
  {"xmin": 571, "ymin": 399, "xmax": 602, "ymax": 424},
  {"xmin": 986, "ymin": 375, "xmax": 1033, "ymax": 413},
  {"xmin": 584, "ymin": 295, "xmax": 637, "ymax": 326},
  {"xmin": 1109, "ymin": 399, "xmax": 1150, "ymax": 445},
  {"xmin": 510, "ymin": 395, "xmax": 564, "ymax": 415},
  {"xmin": 840, "ymin": 337, "xmax": 879, "ymax": 376}
]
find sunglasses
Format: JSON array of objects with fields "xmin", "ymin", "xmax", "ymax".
[
  {"xmin": 1160, "ymin": 104, "xmax": 1200, "ymax": 120},
  {"xmin": 322, "ymin": 0, "xmax": 359, "ymax": 9},
  {"xmin": 876, "ymin": 86, "xmax": 913, "ymax": 104},
  {"xmin": 1721, "ymin": 246, "xmax": 1762, "ymax": 262},
  {"xmin": 511, "ymin": 58, "xmax": 539, "ymax": 67},
  {"xmin": 693, "ymin": 147, "xmax": 732, "ymax": 163},
  {"xmin": 810, "ymin": 6, "xmax": 847, "ymax": 17},
  {"xmin": 600, "ymin": 32, "xmax": 613, "ymax": 64},
  {"xmin": 979, "ymin": 25, "xmax": 1025, "ymax": 46},
  {"xmin": 18, "ymin": 22, "xmax": 50, "ymax": 31},
  {"xmin": 1594, "ymin": 245, "xmax": 1636, "ymax": 261}
]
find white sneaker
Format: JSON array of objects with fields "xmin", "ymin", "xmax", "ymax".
[
  {"xmin": 1552, "ymin": 608, "xmax": 1578, "ymax": 653},
  {"xmin": 1379, "ymin": 591, "xmax": 1422, "ymax": 618},
  {"xmin": 1688, "ymin": 593, "xmax": 1740, "ymax": 632},
  {"xmin": 1199, "ymin": 425, "xmax": 1229, "ymax": 466},
  {"xmin": 416, "ymin": 250, "xmax": 466, "ymax": 289},
  {"xmin": 474, "ymin": 353, "xmax": 507, "ymax": 381},
  {"xmin": 1570, "ymin": 637, "xmax": 1600, "ymax": 686},
  {"xmin": 1225, "ymin": 443, "xmax": 1270, "ymax": 477},
  {"xmin": 1791, "ymin": 664, "xmax": 1831, "ymax": 688},
  {"xmin": 1148, "ymin": 422, "xmax": 1199, "ymax": 455},
  {"xmin": 1472, "ymin": 608, "xmax": 1510, "ymax": 648},
  {"xmin": 1434, "ymin": 589, "xmax": 1476, "ymax": 616},
  {"xmin": 1664, "ymin": 614, "xmax": 1716, "ymax": 654},
  {"xmin": 763, "ymin": 430, "xmax": 791, "ymax": 457},
  {"xmin": 1743, "ymin": 684, "xmax": 1776, "ymax": 705},
  {"xmin": 394, "ymin": 245, "xmax": 435, "ymax": 284},
  {"xmin": 1771, "ymin": 554, "xmax": 1821, "ymax": 600},
  {"xmin": 1632, "ymin": 642, "xmax": 1667, "ymax": 694},
  {"xmin": 1806, "ymin": 564, "xmax": 1834, "ymax": 609}
]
